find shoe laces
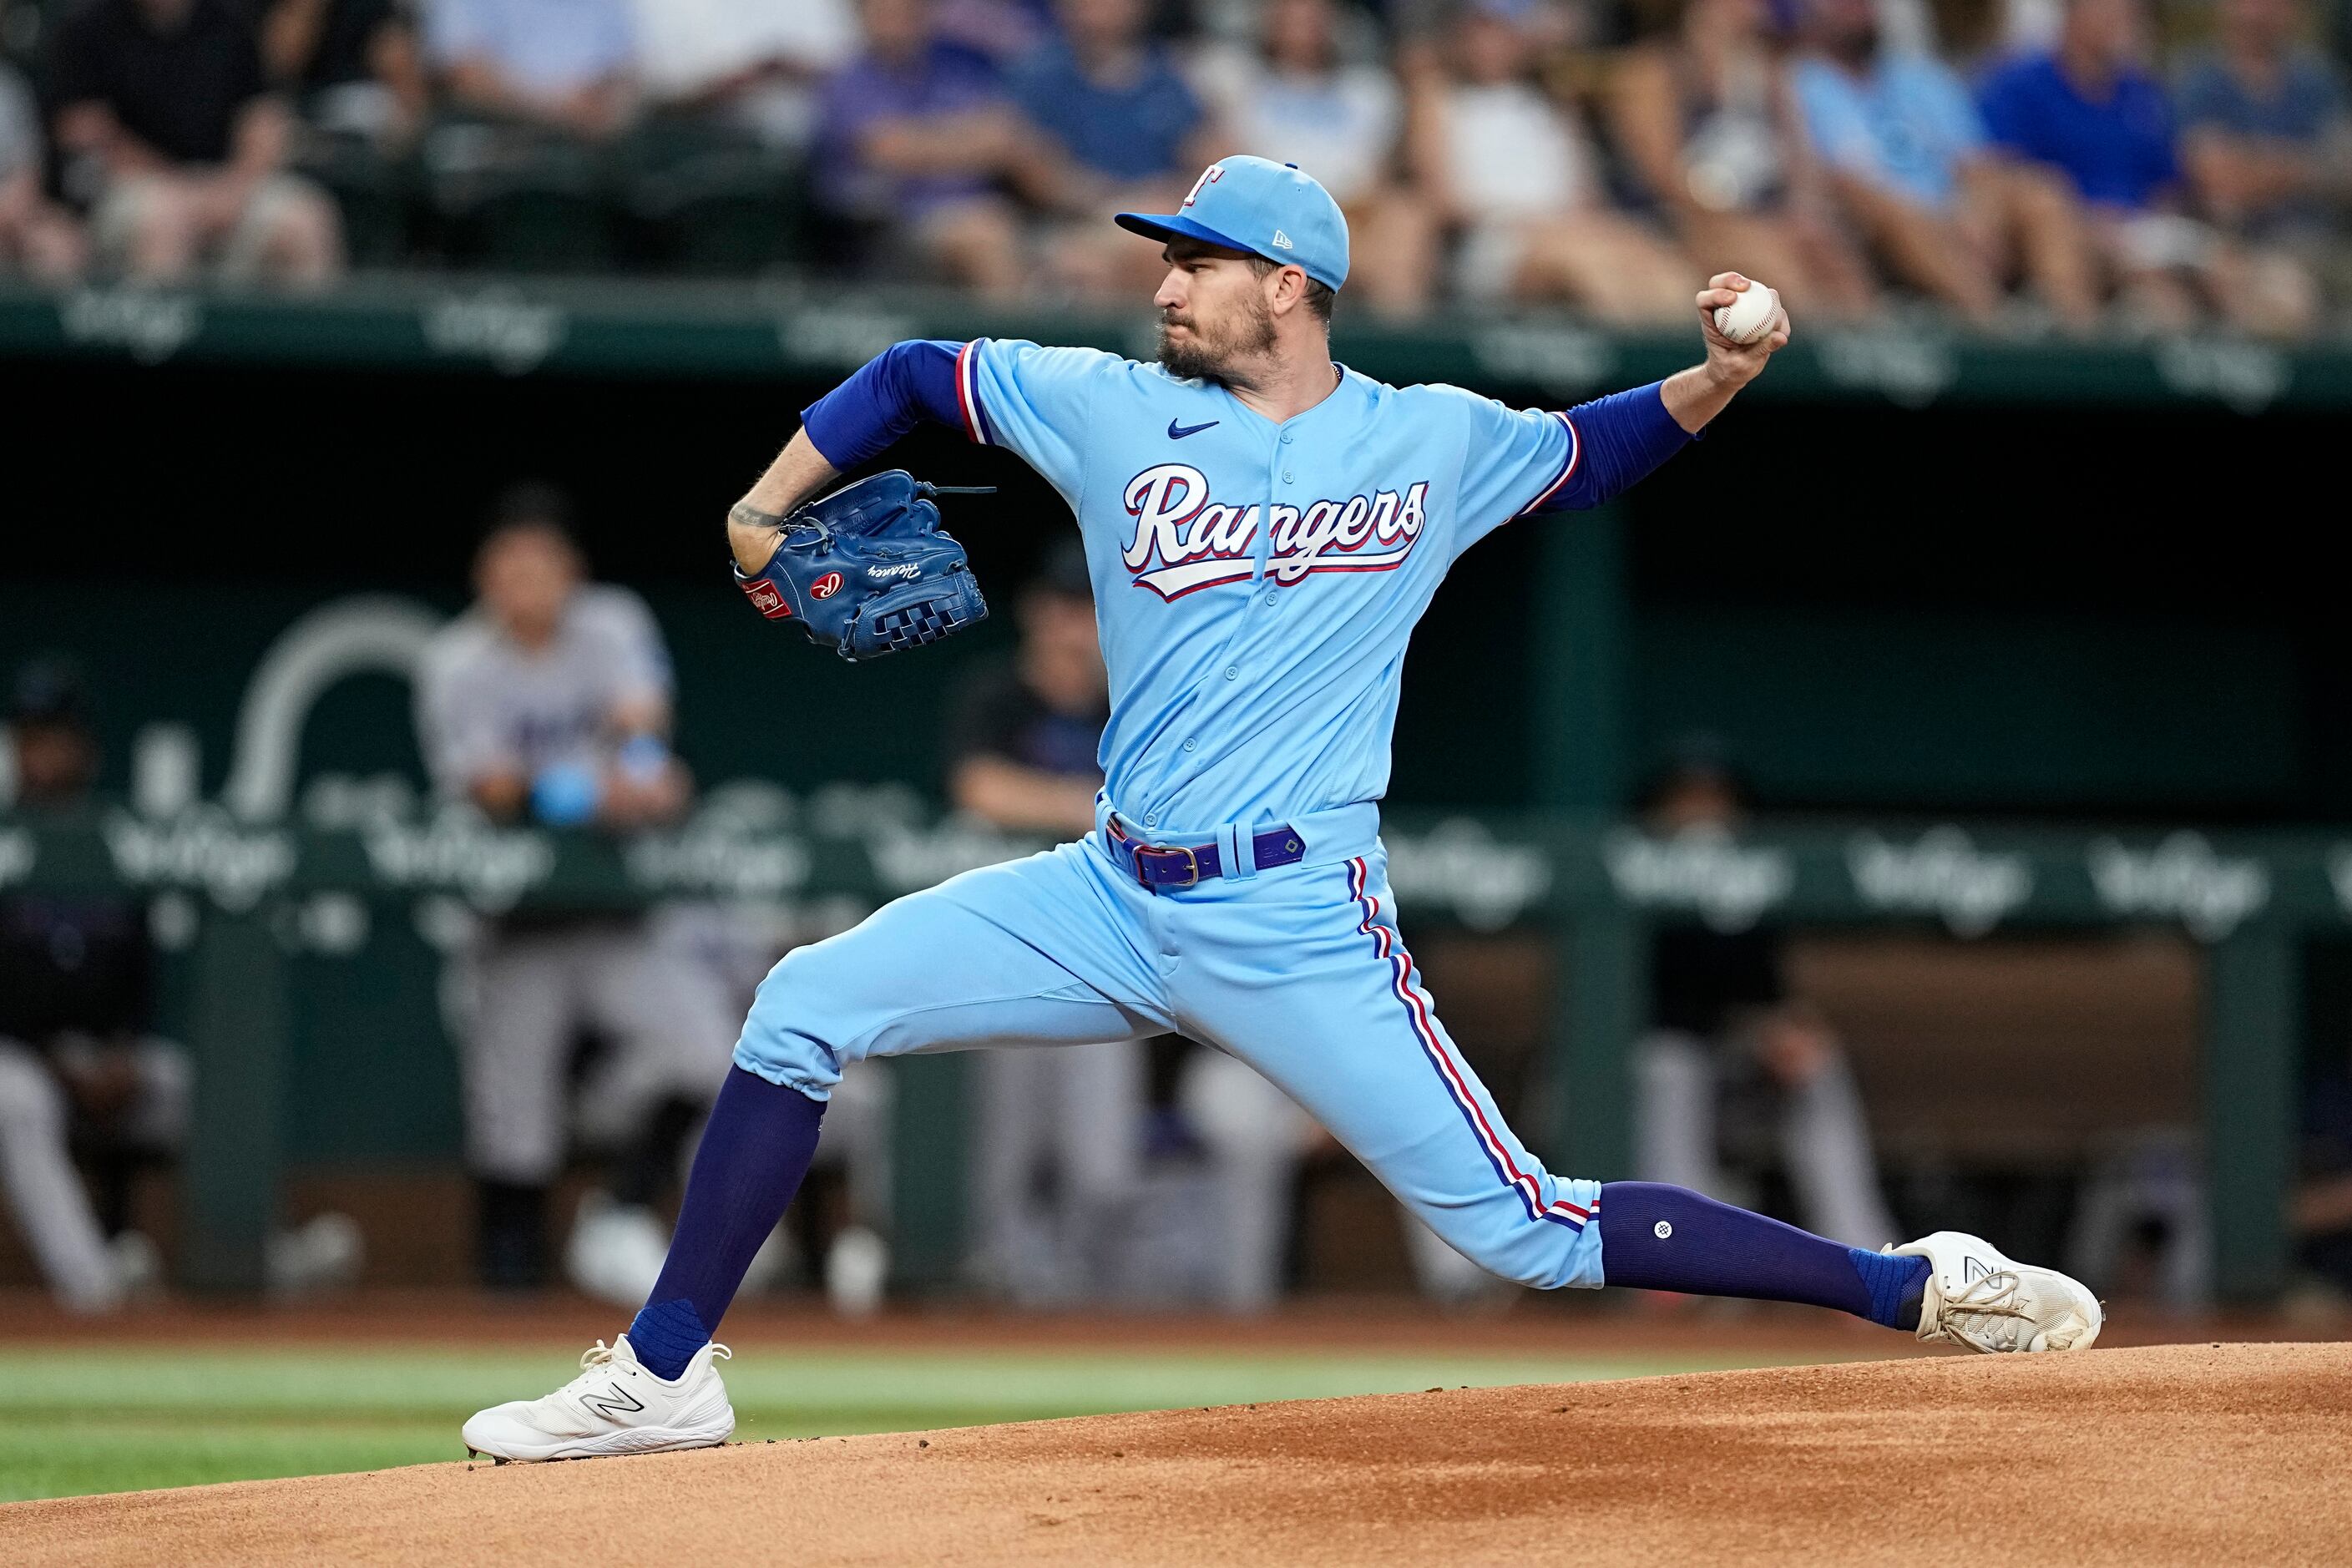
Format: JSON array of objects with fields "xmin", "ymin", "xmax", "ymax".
[
  {"xmin": 1931, "ymin": 1271, "xmax": 2036, "ymax": 1351},
  {"xmin": 565, "ymin": 1338, "xmax": 732, "ymax": 1384},
  {"xmin": 544, "ymin": 1340, "xmax": 631, "ymax": 1419}
]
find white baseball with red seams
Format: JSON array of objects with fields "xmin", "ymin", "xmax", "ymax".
[{"xmin": 1713, "ymin": 281, "xmax": 1783, "ymax": 346}]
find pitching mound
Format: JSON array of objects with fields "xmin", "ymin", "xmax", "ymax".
[{"xmin": 12, "ymin": 1342, "xmax": 2348, "ymax": 1566}]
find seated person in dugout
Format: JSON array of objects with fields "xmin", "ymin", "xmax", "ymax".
[
  {"xmin": 0, "ymin": 661, "xmax": 186, "ymax": 1313},
  {"xmin": 1633, "ymin": 757, "xmax": 1900, "ymax": 1254},
  {"xmin": 415, "ymin": 485, "xmax": 737, "ymax": 1305},
  {"xmin": 0, "ymin": 660, "xmax": 359, "ymax": 1308}
]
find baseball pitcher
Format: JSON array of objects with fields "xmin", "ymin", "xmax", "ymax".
[{"xmin": 464, "ymin": 157, "xmax": 2102, "ymax": 1461}]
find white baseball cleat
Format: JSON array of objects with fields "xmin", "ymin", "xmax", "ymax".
[
  {"xmin": 1892, "ymin": 1231, "xmax": 2102, "ymax": 1353},
  {"xmin": 463, "ymin": 1336, "xmax": 735, "ymax": 1462}
]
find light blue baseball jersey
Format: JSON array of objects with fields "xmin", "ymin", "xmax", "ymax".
[
  {"xmin": 759, "ymin": 333, "xmax": 1693, "ymax": 1297},
  {"xmin": 953, "ymin": 339, "xmax": 1591, "ymax": 834}
]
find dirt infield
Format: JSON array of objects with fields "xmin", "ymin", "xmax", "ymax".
[{"xmin": 11, "ymin": 1342, "xmax": 2346, "ymax": 1566}]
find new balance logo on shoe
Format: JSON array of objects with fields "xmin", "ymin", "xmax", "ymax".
[
  {"xmin": 1963, "ymin": 1257, "xmax": 1994, "ymax": 1285},
  {"xmin": 582, "ymin": 1383, "xmax": 646, "ymax": 1420}
]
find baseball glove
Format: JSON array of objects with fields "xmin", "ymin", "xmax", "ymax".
[{"xmin": 734, "ymin": 470, "xmax": 990, "ymax": 661}]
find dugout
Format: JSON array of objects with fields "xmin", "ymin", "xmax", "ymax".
[{"xmin": 3, "ymin": 281, "xmax": 2348, "ymax": 1304}]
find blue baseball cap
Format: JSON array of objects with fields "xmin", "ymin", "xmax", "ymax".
[{"xmin": 1115, "ymin": 156, "xmax": 1350, "ymax": 292}]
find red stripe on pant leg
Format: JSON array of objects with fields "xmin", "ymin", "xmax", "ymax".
[
  {"xmin": 1377, "ymin": 878, "xmax": 1592, "ymax": 1222},
  {"xmin": 1351, "ymin": 857, "xmax": 1586, "ymax": 1229}
]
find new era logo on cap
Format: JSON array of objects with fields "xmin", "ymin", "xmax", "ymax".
[{"xmin": 1272, "ymin": 230, "xmax": 1293, "ymax": 250}]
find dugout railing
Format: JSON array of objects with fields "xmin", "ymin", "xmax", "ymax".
[
  {"xmin": 2, "ymin": 278, "xmax": 2344, "ymax": 415},
  {"xmin": 0, "ymin": 807, "xmax": 2326, "ymax": 1302}
]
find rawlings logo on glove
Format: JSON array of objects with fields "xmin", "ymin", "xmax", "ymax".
[{"xmin": 734, "ymin": 471, "xmax": 990, "ymax": 661}]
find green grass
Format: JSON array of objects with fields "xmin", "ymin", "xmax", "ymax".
[{"xmin": 0, "ymin": 1344, "xmax": 1836, "ymax": 1504}]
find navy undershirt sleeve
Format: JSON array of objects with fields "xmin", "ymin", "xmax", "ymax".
[
  {"xmin": 1540, "ymin": 381, "xmax": 1697, "ymax": 513},
  {"xmin": 798, "ymin": 339, "xmax": 967, "ymax": 470}
]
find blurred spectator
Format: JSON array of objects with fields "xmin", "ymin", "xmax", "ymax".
[
  {"xmin": 1610, "ymin": 0, "xmax": 1879, "ymax": 321},
  {"xmin": 1011, "ymin": 0, "xmax": 1209, "ymax": 189},
  {"xmin": 812, "ymin": 0, "xmax": 1042, "ymax": 300},
  {"xmin": 1409, "ymin": 0, "xmax": 1695, "ymax": 322},
  {"xmin": 1632, "ymin": 760, "xmax": 1900, "ymax": 1252},
  {"xmin": 2297, "ymin": 1067, "xmax": 2352, "ymax": 1299},
  {"xmin": 1792, "ymin": 0, "xmax": 2098, "ymax": 330},
  {"xmin": 628, "ymin": 0, "xmax": 857, "ymax": 152},
  {"xmin": 0, "ymin": 660, "xmax": 362, "ymax": 1309},
  {"xmin": 415, "ymin": 485, "xmax": 736, "ymax": 1302},
  {"xmin": 936, "ymin": 0, "xmax": 1055, "ymax": 62},
  {"xmin": 0, "ymin": 660, "xmax": 164, "ymax": 1312},
  {"xmin": 1978, "ymin": 0, "xmax": 2317, "ymax": 334},
  {"xmin": 1011, "ymin": 0, "xmax": 1220, "ymax": 297},
  {"xmin": 2176, "ymin": 0, "xmax": 2351, "ymax": 268},
  {"xmin": 947, "ymin": 544, "xmax": 1151, "ymax": 1302},
  {"xmin": 423, "ymin": 0, "xmax": 637, "ymax": 139},
  {"xmin": 261, "ymin": 0, "xmax": 427, "ymax": 145},
  {"xmin": 1189, "ymin": 0, "xmax": 1437, "ymax": 315},
  {"xmin": 1, "ymin": 13, "xmax": 82, "ymax": 278},
  {"xmin": 44, "ymin": 0, "xmax": 345, "ymax": 286},
  {"xmin": 945, "ymin": 544, "xmax": 1110, "ymax": 837}
]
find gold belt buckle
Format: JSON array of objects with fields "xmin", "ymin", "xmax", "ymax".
[{"xmin": 1146, "ymin": 843, "xmax": 1201, "ymax": 889}]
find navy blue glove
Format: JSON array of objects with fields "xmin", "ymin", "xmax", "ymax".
[{"xmin": 735, "ymin": 471, "xmax": 989, "ymax": 661}]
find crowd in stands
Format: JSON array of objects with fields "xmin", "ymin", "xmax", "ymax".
[{"xmin": 1, "ymin": 0, "xmax": 2349, "ymax": 330}]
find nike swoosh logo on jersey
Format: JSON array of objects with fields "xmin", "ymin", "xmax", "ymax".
[{"xmin": 1167, "ymin": 417, "xmax": 1219, "ymax": 440}]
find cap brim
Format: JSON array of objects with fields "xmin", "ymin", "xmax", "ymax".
[{"xmin": 1115, "ymin": 211, "xmax": 1264, "ymax": 260}]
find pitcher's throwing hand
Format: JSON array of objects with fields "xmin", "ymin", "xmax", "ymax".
[{"xmin": 1697, "ymin": 272, "xmax": 1791, "ymax": 383}]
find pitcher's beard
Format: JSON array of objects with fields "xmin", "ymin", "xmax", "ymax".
[
  {"xmin": 1156, "ymin": 326, "xmax": 1223, "ymax": 382},
  {"xmin": 1156, "ymin": 303, "xmax": 1277, "ymax": 384}
]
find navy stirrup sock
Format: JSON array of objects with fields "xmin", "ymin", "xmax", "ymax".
[
  {"xmin": 628, "ymin": 1066, "xmax": 827, "ymax": 1380},
  {"xmin": 1597, "ymin": 1181, "xmax": 1928, "ymax": 1330}
]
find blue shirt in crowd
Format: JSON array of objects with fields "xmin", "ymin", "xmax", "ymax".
[
  {"xmin": 2174, "ymin": 46, "xmax": 2346, "ymax": 140},
  {"xmin": 1009, "ymin": 40, "xmax": 1202, "ymax": 183},
  {"xmin": 814, "ymin": 42, "xmax": 1008, "ymax": 220},
  {"xmin": 1977, "ymin": 53, "xmax": 2180, "ymax": 210},
  {"xmin": 422, "ymin": 0, "xmax": 633, "ymax": 98},
  {"xmin": 1793, "ymin": 51, "xmax": 1989, "ymax": 209},
  {"xmin": 2173, "ymin": 47, "xmax": 2347, "ymax": 232}
]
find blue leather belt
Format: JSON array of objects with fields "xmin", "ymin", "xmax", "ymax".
[{"xmin": 1104, "ymin": 817, "xmax": 1307, "ymax": 891}]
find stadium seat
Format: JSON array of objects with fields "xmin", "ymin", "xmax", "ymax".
[
  {"xmin": 618, "ymin": 118, "xmax": 807, "ymax": 277},
  {"xmin": 0, "ymin": 0, "xmax": 60, "ymax": 80},
  {"xmin": 422, "ymin": 117, "xmax": 615, "ymax": 276},
  {"xmin": 298, "ymin": 132, "xmax": 417, "ymax": 271}
]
